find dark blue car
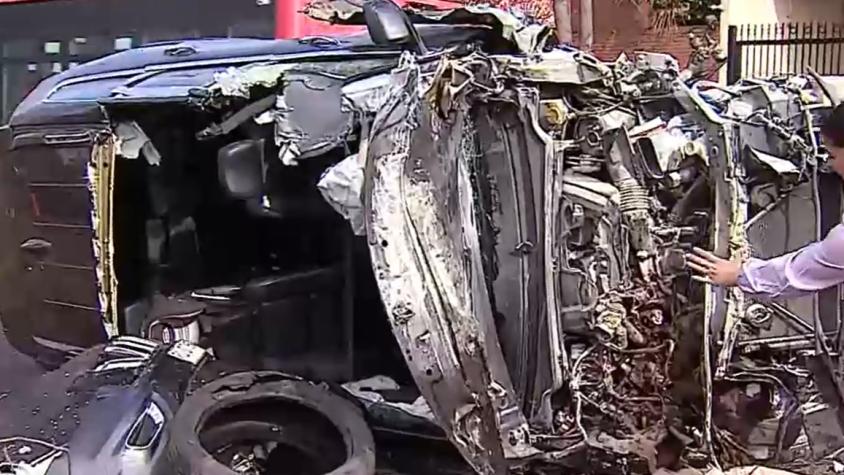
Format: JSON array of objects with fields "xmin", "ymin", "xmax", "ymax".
[{"xmin": 0, "ymin": 3, "xmax": 490, "ymax": 474}]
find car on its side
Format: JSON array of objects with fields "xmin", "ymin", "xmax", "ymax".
[{"xmin": 2, "ymin": 1, "xmax": 844, "ymax": 474}]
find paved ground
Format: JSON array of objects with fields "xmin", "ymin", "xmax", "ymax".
[
  {"xmin": 0, "ymin": 323, "xmax": 474, "ymax": 474},
  {"xmin": 0, "ymin": 322, "xmax": 43, "ymax": 397}
]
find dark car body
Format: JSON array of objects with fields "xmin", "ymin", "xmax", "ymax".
[
  {"xmin": 0, "ymin": 28, "xmax": 485, "ymax": 367},
  {"xmin": 0, "ymin": 337, "xmax": 208, "ymax": 475}
]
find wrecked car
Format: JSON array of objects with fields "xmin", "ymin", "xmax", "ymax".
[{"xmin": 2, "ymin": 0, "xmax": 844, "ymax": 474}]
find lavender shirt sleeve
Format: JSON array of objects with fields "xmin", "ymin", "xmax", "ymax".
[{"xmin": 737, "ymin": 224, "xmax": 844, "ymax": 300}]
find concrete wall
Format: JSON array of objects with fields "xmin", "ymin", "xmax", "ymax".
[{"xmin": 728, "ymin": 0, "xmax": 843, "ymax": 24}]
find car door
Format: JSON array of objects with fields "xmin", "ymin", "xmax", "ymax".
[
  {"xmin": 362, "ymin": 56, "xmax": 555, "ymax": 474},
  {"xmin": 0, "ymin": 125, "xmax": 107, "ymax": 365}
]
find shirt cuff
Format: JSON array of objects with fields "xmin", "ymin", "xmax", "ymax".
[{"xmin": 736, "ymin": 258, "xmax": 764, "ymax": 294}]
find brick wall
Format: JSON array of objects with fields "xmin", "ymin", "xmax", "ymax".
[
  {"xmin": 591, "ymin": 25, "xmax": 699, "ymax": 67},
  {"xmin": 589, "ymin": 0, "xmax": 701, "ymax": 67},
  {"xmin": 460, "ymin": 0, "xmax": 706, "ymax": 67}
]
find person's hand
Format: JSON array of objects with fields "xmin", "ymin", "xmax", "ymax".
[{"xmin": 685, "ymin": 247, "xmax": 742, "ymax": 287}]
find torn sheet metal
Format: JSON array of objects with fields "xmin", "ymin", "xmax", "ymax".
[
  {"xmin": 304, "ymin": 1, "xmax": 553, "ymax": 54},
  {"xmin": 275, "ymin": 73, "xmax": 354, "ymax": 165},
  {"xmin": 302, "ymin": 0, "xmax": 360, "ymax": 23},
  {"xmin": 629, "ymin": 118, "xmax": 691, "ymax": 173},
  {"xmin": 342, "ymin": 74, "xmax": 393, "ymax": 113},
  {"xmin": 88, "ymin": 135, "xmax": 119, "ymax": 337},
  {"xmin": 673, "ymin": 80, "xmax": 750, "ymax": 466},
  {"xmin": 206, "ymin": 59, "xmax": 400, "ymax": 102},
  {"xmin": 209, "ymin": 63, "xmax": 291, "ymax": 99},
  {"xmin": 342, "ymin": 375, "xmax": 435, "ymax": 420},
  {"xmin": 493, "ymin": 48, "xmax": 611, "ymax": 85},
  {"xmin": 114, "ymin": 121, "xmax": 161, "ymax": 166},
  {"xmin": 748, "ymin": 147, "xmax": 800, "ymax": 176},
  {"xmin": 276, "ymin": 70, "xmax": 396, "ymax": 165},
  {"xmin": 811, "ymin": 72, "xmax": 844, "ymax": 106},
  {"xmin": 317, "ymin": 153, "xmax": 366, "ymax": 235},
  {"xmin": 364, "ymin": 52, "xmax": 538, "ymax": 474},
  {"xmin": 423, "ymin": 5, "xmax": 553, "ymax": 54}
]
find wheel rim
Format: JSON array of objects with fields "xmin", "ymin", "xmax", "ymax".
[{"xmin": 197, "ymin": 401, "xmax": 347, "ymax": 475}]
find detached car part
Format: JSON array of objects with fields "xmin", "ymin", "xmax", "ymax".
[
  {"xmin": 0, "ymin": 337, "xmax": 207, "ymax": 475},
  {"xmin": 167, "ymin": 372, "xmax": 375, "ymax": 475}
]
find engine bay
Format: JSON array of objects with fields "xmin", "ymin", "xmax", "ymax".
[
  {"xmin": 357, "ymin": 34, "xmax": 844, "ymax": 474},
  {"xmin": 537, "ymin": 54, "xmax": 834, "ymax": 472}
]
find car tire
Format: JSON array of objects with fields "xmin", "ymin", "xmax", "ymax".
[{"xmin": 166, "ymin": 371, "xmax": 376, "ymax": 475}]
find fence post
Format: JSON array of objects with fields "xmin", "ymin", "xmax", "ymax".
[{"xmin": 726, "ymin": 25, "xmax": 741, "ymax": 84}]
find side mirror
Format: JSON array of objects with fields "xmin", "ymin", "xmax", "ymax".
[
  {"xmin": 217, "ymin": 139, "xmax": 265, "ymax": 200},
  {"xmin": 363, "ymin": 0, "xmax": 427, "ymax": 54}
]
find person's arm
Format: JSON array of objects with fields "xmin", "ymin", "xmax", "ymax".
[
  {"xmin": 737, "ymin": 224, "xmax": 844, "ymax": 300},
  {"xmin": 687, "ymin": 224, "xmax": 844, "ymax": 300}
]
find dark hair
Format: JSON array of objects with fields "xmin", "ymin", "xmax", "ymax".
[{"xmin": 821, "ymin": 103, "xmax": 844, "ymax": 148}]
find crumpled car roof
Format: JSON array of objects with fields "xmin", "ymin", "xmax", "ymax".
[{"xmin": 9, "ymin": 37, "xmax": 380, "ymax": 127}]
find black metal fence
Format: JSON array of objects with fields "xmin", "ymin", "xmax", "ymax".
[{"xmin": 727, "ymin": 22, "xmax": 844, "ymax": 84}]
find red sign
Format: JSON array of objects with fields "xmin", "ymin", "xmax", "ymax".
[{"xmin": 0, "ymin": 0, "xmax": 465, "ymax": 38}]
